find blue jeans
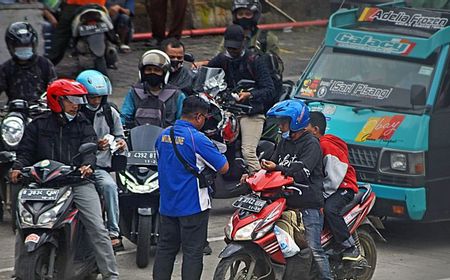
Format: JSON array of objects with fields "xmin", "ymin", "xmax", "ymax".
[
  {"xmin": 95, "ymin": 169, "xmax": 120, "ymax": 237},
  {"xmin": 301, "ymin": 208, "xmax": 333, "ymax": 280}
]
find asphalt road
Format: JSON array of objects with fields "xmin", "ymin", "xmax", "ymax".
[{"xmin": 1, "ymin": 27, "xmax": 450, "ymax": 279}]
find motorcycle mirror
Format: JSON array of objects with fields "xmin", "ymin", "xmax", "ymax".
[
  {"xmin": 184, "ymin": 53, "xmax": 195, "ymax": 63},
  {"xmin": 71, "ymin": 143, "xmax": 98, "ymax": 165},
  {"xmin": 0, "ymin": 151, "xmax": 13, "ymax": 163}
]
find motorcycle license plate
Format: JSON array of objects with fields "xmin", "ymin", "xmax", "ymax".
[
  {"xmin": 79, "ymin": 22, "xmax": 109, "ymax": 36},
  {"xmin": 20, "ymin": 189, "xmax": 59, "ymax": 201},
  {"xmin": 126, "ymin": 151, "xmax": 157, "ymax": 166},
  {"xmin": 232, "ymin": 195, "xmax": 266, "ymax": 213}
]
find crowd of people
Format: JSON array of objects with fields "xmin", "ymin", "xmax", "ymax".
[{"xmin": 0, "ymin": 0, "xmax": 363, "ymax": 279}]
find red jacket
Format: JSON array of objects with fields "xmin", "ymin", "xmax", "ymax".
[{"xmin": 319, "ymin": 134, "xmax": 358, "ymax": 198}]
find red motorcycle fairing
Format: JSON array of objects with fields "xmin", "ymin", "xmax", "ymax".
[{"xmin": 247, "ymin": 170, "xmax": 294, "ymax": 192}]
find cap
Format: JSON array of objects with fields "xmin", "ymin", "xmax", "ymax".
[{"xmin": 224, "ymin": 24, "xmax": 245, "ymax": 49}]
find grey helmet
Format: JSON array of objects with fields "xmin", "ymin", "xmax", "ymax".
[{"xmin": 232, "ymin": 0, "xmax": 262, "ymax": 27}]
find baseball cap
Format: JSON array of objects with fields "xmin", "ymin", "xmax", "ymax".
[{"xmin": 224, "ymin": 24, "xmax": 245, "ymax": 49}]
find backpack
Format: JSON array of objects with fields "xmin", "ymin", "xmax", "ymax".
[
  {"xmin": 275, "ymin": 210, "xmax": 308, "ymax": 249},
  {"xmin": 103, "ymin": 102, "xmax": 120, "ymax": 135}
]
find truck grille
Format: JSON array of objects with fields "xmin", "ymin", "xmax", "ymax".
[{"xmin": 348, "ymin": 145, "xmax": 380, "ymax": 169}]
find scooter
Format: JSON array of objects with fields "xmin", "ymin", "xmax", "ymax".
[
  {"xmin": 214, "ymin": 169, "xmax": 384, "ymax": 280},
  {"xmin": 6, "ymin": 143, "xmax": 99, "ymax": 280},
  {"xmin": 117, "ymin": 124, "xmax": 162, "ymax": 268},
  {"xmin": 71, "ymin": 4, "xmax": 119, "ymax": 76}
]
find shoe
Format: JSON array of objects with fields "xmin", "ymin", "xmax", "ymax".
[
  {"xmin": 342, "ymin": 246, "xmax": 363, "ymax": 261},
  {"xmin": 203, "ymin": 243, "xmax": 212, "ymax": 255},
  {"xmin": 119, "ymin": 44, "xmax": 131, "ymax": 53},
  {"xmin": 111, "ymin": 236, "xmax": 125, "ymax": 252}
]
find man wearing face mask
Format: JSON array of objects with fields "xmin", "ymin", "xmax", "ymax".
[
  {"xmin": 207, "ymin": 24, "xmax": 274, "ymax": 174},
  {"xmin": 121, "ymin": 49, "xmax": 186, "ymax": 127},
  {"xmin": 0, "ymin": 22, "xmax": 57, "ymax": 103},
  {"xmin": 161, "ymin": 38, "xmax": 195, "ymax": 96}
]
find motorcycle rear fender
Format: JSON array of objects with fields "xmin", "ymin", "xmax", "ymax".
[
  {"xmin": 24, "ymin": 231, "xmax": 58, "ymax": 253},
  {"xmin": 360, "ymin": 216, "xmax": 386, "ymax": 242},
  {"xmin": 71, "ymin": 8, "xmax": 113, "ymax": 37},
  {"xmin": 86, "ymin": 33, "xmax": 106, "ymax": 57},
  {"xmin": 138, "ymin": 207, "xmax": 156, "ymax": 216}
]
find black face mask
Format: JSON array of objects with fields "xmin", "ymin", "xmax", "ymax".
[
  {"xmin": 236, "ymin": 18, "xmax": 256, "ymax": 30},
  {"xmin": 170, "ymin": 60, "xmax": 183, "ymax": 72},
  {"xmin": 143, "ymin": 73, "xmax": 164, "ymax": 88}
]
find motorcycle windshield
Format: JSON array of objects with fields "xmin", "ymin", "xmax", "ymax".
[
  {"xmin": 193, "ymin": 67, "xmax": 227, "ymax": 97},
  {"xmin": 129, "ymin": 124, "xmax": 163, "ymax": 151}
]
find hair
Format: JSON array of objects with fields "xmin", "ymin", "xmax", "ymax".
[
  {"xmin": 181, "ymin": 96, "xmax": 210, "ymax": 117},
  {"xmin": 309, "ymin": 111, "xmax": 327, "ymax": 135},
  {"xmin": 161, "ymin": 38, "xmax": 185, "ymax": 52}
]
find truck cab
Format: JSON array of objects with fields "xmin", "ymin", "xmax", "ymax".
[{"xmin": 294, "ymin": 1, "xmax": 450, "ymax": 221}]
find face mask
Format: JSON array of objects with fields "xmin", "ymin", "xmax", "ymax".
[
  {"xmin": 64, "ymin": 112, "xmax": 76, "ymax": 122},
  {"xmin": 236, "ymin": 18, "xmax": 256, "ymax": 30},
  {"xmin": 14, "ymin": 47, "xmax": 33, "ymax": 61},
  {"xmin": 170, "ymin": 60, "xmax": 183, "ymax": 72},
  {"xmin": 143, "ymin": 73, "xmax": 164, "ymax": 88},
  {"xmin": 281, "ymin": 130, "xmax": 290, "ymax": 140},
  {"xmin": 225, "ymin": 49, "xmax": 245, "ymax": 60},
  {"xmin": 86, "ymin": 103, "xmax": 100, "ymax": 111}
]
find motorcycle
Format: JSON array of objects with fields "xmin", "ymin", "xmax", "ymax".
[
  {"xmin": 214, "ymin": 169, "xmax": 384, "ymax": 280},
  {"xmin": 4, "ymin": 143, "xmax": 100, "ymax": 280},
  {"xmin": 193, "ymin": 67, "xmax": 277, "ymax": 199},
  {"xmin": 71, "ymin": 4, "xmax": 119, "ymax": 76},
  {"xmin": 117, "ymin": 124, "xmax": 162, "ymax": 268},
  {"xmin": 0, "ymin": 98, "xmax": 48, "ymax": 221}
]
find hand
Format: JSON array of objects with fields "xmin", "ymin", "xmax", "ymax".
[
  {"xmin": 192, "ymin": 60, "xmax": 209, "ymax": 69},
  {"xmin": 98, "ymin": 138, "xmax": 110, "ymax": 151},
  {"xmin": 115, "ymin": 139, "xmax": 127, "ymax": 152},
  {"xmin": 261, "ymin": 159, "xmax": 276, "ymax": 171},
  {"xmin": 237, "ymin": 91, "xmax": 251, "ymax": 103},
  {"xmin": 120, "ymin": 7, "xmax": 131, "ymax": 15},
  {"xmin": 240, "ymin": 173, "xmax": 249, "ymax": 185},
  {"xmin": 108, "ymin": 5, "xmax": 121, "ymax": 16},
  {"xmin": 9, "ymin": 170, "xmax": 22, "ymax": 184},
  {"xmin": 79, "ymin": 165, "xmax": 93, "ymax": 179}
]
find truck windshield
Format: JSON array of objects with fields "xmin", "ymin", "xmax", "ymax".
[{"xmin": 299, "ymin": 47, "xmax": 437, "ymax": 113}]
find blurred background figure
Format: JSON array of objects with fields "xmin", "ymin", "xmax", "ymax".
[{"xmin": 107, "ymin": 0, "xmax": 134, "ymax": 53}]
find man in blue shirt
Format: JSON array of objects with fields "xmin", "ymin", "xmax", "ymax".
[{"xmin": 153, "ymin": 96, "xmax": 229, "ymax": 280}]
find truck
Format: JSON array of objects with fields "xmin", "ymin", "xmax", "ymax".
[{"xmin": 294, "ymin": 0, "xmax": 450, "ymax": 221}]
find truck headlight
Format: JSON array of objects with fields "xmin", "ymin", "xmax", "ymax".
[
  {"xmin": 381, "ymin": 150, "xmax": 425, "ymax": 175},
  {"xmin": 1, "ymin": 116, "xmax": 25, "ymax": 147},
  {"xmin": 390, "ymin": 153, "xmax": 407, "ymax": 171}
]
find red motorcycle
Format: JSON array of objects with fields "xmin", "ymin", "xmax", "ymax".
[{"xmin": 213, "ymin": 169, "xmax": 384, "ymax": 280}]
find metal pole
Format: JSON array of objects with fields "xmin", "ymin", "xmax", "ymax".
[{"xmin": 263, "ymin": 0, "xmax": 297, "ymax": 22}]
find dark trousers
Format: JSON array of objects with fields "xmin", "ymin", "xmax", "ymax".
[
  {"xmin": 146, "ymin": 0, "xmax": 188, "ymax": 42},
  {"xmin": 323, "ymin": 188, "xmax": 355, "ymax": 245},
  {"xmin": 153, "ymin": 210, "xmax": 209, "ymax": 280},
  {"xmin": 48, "ymin": 4, "xmax": 80, "ymax": 65}
]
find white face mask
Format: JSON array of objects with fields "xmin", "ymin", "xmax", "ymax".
[
  {"xmin": 64, "ymin": 112, "xmax": 76, "ymax": 122},
  {"xmin": 86, "ymin": 103, "xmax": 100, "ymax": 111}
]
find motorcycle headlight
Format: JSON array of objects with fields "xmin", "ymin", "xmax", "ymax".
[
  {"xmin": 18, "ymin": 203, "xmax": 33, "ymax": 226},
  {"xmin": 1, "ymin": 116, "xmax": 25, "ymax": 147},
  {"xmin": 37, "ymin": 200, "xmax": 66, "ymax": 228},
  {"xmin": 123, "ymin": 171, "xmax": 159, "ymax": 194},
  {"xmin": 234, "ymin": 219, "xmax": 262, "ymax": 241}
]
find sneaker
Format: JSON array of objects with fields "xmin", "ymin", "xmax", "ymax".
[
  {"xmin": 203, "ymin": 243, "xmax": 212, "ymax": 255},
  {"xmin": 111, "ymin": 236, "xmax": 125, "ymax": 252},
  {"xmin": 119, "ymin": 44, "xmax": 131, "ymax": 53},
  {"xmin": 342, "ymin": 246, "xmax": 363, "ymax": 261}
]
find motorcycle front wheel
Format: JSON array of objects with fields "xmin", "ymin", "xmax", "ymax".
[
  {"xmin": 213, "ymin": 253, "xmax": 263, "ymax": 280},
  {"xmin": 357, "ymin": 229, "xmax": 377, "ymax": 280},
  {"xmin": 136, "ymin": 215, "xmax": 152, "ymax": 268},
  {"xmin": 18, "ymin": 245, "xmax": 51, "ymax": 280}
]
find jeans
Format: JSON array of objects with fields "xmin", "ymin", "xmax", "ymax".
[
  {"xmin": 153, "ymin": 210, "xmax": 209, "ymax": 280},
  {"xmin": 112, "ymin": 13, "xmax": 133, "ymax": 45},
  {"xmin": 15, "ymin": 183, "xmax": 119, "ymax": 279},
  {"xmin": 324, "ymin": 189, "xmax": 355, "ymax": 246},
  {"xmin": 301, "ymin": 208, "xmax": 333, "ymax": 280},
  {"xmin": 95, "ymin": 169, "xmax": 120, "ymax": 237},
  {"xmin": 240, "ymin": 114, "xmax": 265, "ymax": 173}
]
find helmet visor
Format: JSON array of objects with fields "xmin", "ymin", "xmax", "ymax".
[{"xmin": 65, "ymin": 95, "xmax": 87, "ymax": 105}]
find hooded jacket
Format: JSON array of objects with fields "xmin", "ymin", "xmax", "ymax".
[
  {"xmin": 270, "ymin": 132, "xmax": 324, "ymax": 209},
  {"xmin": 320, "ymin": 134, "xmax": 358, "ymax": 198}
]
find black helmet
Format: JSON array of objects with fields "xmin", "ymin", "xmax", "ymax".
[
  {"xmin": 5, "ymin": 22, "xmax": 38, "ymax": 61},
  {"xmin": 232, "ymin": 0, "xmax": 262, "ymax": 26}
]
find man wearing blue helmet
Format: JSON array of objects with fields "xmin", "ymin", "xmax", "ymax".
[
  {"xmin": 262, "ymin": 99, "xmax": 333, "ymax": 280},
  {"xmin": 77, "ymin": 70, "xmax": 127, "ymax": 251}
]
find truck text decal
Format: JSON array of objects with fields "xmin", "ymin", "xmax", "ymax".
[
  {"xmin": 355, "ymin": 115, "xmax": 405, "ymax": 142},
  {"xmin": 335, "ymin": 33, "xmax": 415, "ymax": 55}
]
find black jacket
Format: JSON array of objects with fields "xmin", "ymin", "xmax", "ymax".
[
  {"xmin": 270, "ymin": 132, "xmax": 324, "ymax": 209},
  {"xmin": 12, "ymin": 112, "xmax": 97, "ymax": 170},
  {"xmin": 207, "ymin": 50, "xmax": 274, "ymax": 114},
  {"xmin": 0, "ymin": 55, "xmax": 57, "ymax": 103}
]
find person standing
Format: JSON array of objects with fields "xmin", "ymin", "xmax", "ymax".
[
  {"xmin": 153, "ymin": 96, "xmax": 229, "ymax": 280},
  {"xmin": 145, "ymin": 0, "xmax": 188, "ymax": 47}
]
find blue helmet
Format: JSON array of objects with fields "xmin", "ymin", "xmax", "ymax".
[
  {"xmin": 76, "ymin": 70, "xmax": 112, "ymax": 96},
  {"xmin": 266, "ymin": 99, "xmax": 310, "ymax": 131}
]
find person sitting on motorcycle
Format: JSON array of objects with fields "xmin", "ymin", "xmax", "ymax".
[
  {"xmin": 121, "ymin": 49, "xmax": 186, "ymax": 127},
  {"xmin": 0, "ymin": 22, "xmax": 56, "ymax": 103},
  {"xmin": 10, "ymin": 79, "xmax": 119, "ymax": 280},
  {"xmin": 107, "ymin": 0, "xmax": 134, "ymax": 53},
  {"xmin": 306, "ymin": 111, "xmax": 363, "ymax": 262},
  {"xmin": 161, "ymin": 38, "xmax": 195, "ymax": 95},
  {"xmin": 208, "ymin": 24, "xmax": 274, "ymax": 174},
  {"xmin": 77, "ymin": 70, "xmax": 127, "ymax": 252},
  {"xmin": 261, "ymin": 99, "xmax": 333, "ymax": 280}
]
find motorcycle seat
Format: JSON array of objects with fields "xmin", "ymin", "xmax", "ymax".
[{"xmin": 340, "ymin": 184, "xmax": 372, "ymax": 215}]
